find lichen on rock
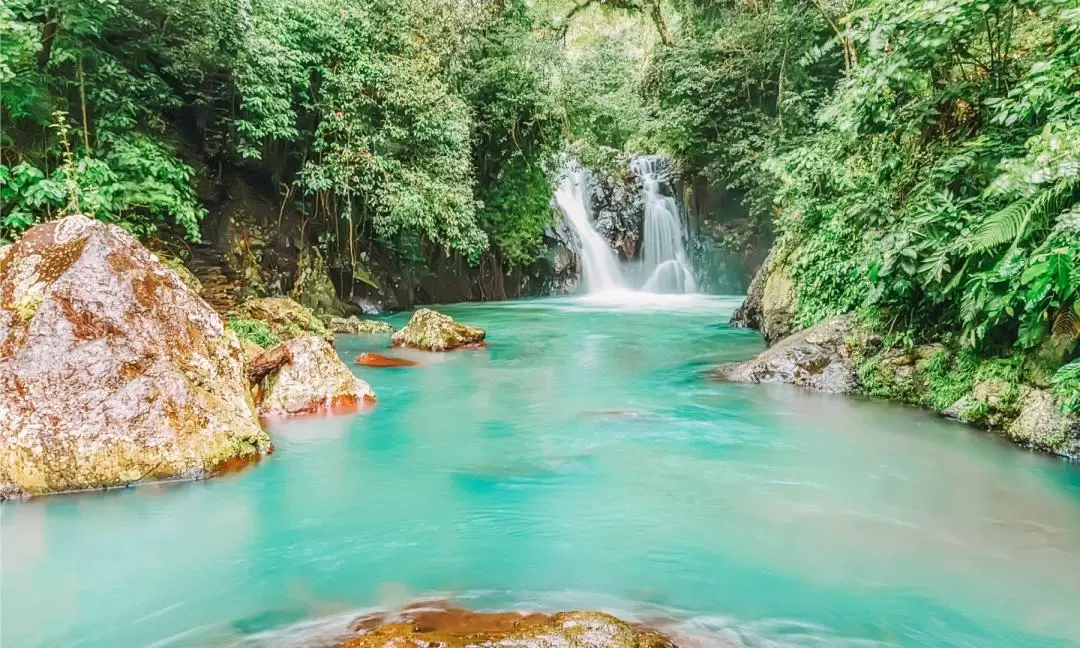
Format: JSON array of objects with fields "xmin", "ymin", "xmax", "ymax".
[
  {"xmin": 257, "ymin": 335, "xmax": 375, "ymax": 417},
  {"xmin": 0, "ymin": 215, "xmax": 272, "ymax": 498},
  {"xmin": 391, "ymin": 308, "xmax": 485, "ymax": 351},
  {"xmin": 292, "ymin": 246, "xmax": 349, "ymax": 317}
]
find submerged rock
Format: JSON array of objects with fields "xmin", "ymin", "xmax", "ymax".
[
  {"xmin": 712, "ymin": 316, "xmax": 859, "ymax": 393},
  {"xmin": 340, "ymin": 605, "xmax": 676, "ymax": 648},
  {"xmin": 257, "ymin": 335, "xmax": 374, "ymax": 417},
  {"xmin": 391, "ymin": 308, "xmax": 485, "ymax": 351},
  {"xmin": 238, "ymin": 296, "xmax": 333, "ymax": 344},
  {"xmin": 355, "ymin": 352, "xmax": 417, "ymax": 368},
  {"xmin": 329, "ymin": 315, "xmax": 396, "ymax": 335},
  {"xmin": 0, "ymin": 215, "xmax": 271, "ymax": 498}
]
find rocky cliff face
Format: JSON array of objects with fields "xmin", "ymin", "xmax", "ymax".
[
  {"xmin": 586, "ymin": 168, "xmax": 645, "ymax": 262},
  {"xmin": 0, "ymin": 215, "xmax": 272, "ymax": 497}
]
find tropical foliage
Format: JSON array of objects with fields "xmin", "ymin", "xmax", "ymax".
[{"xmin": 4, "ymin": 0, "xmax": 1080, "ymax": 395}]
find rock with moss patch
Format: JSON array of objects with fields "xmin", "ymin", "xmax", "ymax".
[
  {"xmin": 157, "ymin": 254, "xmax": 202, "ymax": 292},
  {"xmin": 0, "ymin": 215, "xmax": 272, "ymax": 498},
  {"xmin": 238, "ymin": 296, "xmax": 332, "ymax": 344},
  {"xmin": 257, "ymin": 335, "xmax": 375, "ymax": 417},
  {"xmin": 730, "ymin": 251, "xmax": 798, "ymax": 345},
  {"xmin": 339, "ymin": 605, "xmax": 676, "ymax": 648},
  {"xmin": 712, "ymin": 316, "xmax": 859, "ymax": 393},
  {"xmin": 391, "ymin": 308, "xmax": 485, "ymax": 351},
  {"xmin": 329, "ymin": 315, "xmax": 396, "ymax": 335},
  {"xmin": 292, "ymin": 246, "xmax": 349, "ymax": 317},
  {"xmin": 1006, "ymin": 387, "xmax": 1079, "ymax": 455}
]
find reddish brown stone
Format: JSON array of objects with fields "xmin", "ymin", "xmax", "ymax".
[
  {"xmin": 338, "ymin": 603, "xmax": 678, "ymax": 648},
  {"xmin": 248, "ymin": 343, "xmax": 293, "ymax": 382},
  {"xmin": 355, "ymin": 352, "xmax": 418, "ymax": 368}
]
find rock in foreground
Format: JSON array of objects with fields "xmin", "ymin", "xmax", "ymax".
[
  {"xmin": 257, "ymin": 336, "xmax": 375, "ymax": 417},
  {"xmin": 329, "ymin": 315, "xmax": 396, "ymax": 335},
  {"xmin": 0, "ymin": 215, "xmax": 271, "ymax": 498},
  {"xmin": 711, "ymin": 316, "xmax": 859, "ymax": 394},
  {"xmin": 340, "ymin": 606, "xmax": 676, "ymax": 648},
  {"xmin": 391, "ymin": 308, "xmax": 485, "ymax": 351}
]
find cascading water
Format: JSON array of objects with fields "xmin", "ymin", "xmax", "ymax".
[
  {"xmin": 555, "ymin": 158, "xmax": 698, "ymax": 296},
  {"xmin": 633, "ymin": 156, "xmax": 697, "ymax": 294},
  {"xmin": 554, "ymin": 170, "xmax": 629, "ymax": 293}
]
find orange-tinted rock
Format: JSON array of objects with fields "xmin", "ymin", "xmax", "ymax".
[
  {"xmin": 0, "ymin": 215, "xmax": 272, "ymax": 498},
  {"xmin": 339, "ymin": 604, "xmax": 677, "ymax": 648},
  {"xmin": 257, "ymin": 335, "xmax": 375, "ymax": 418},
  {"xmin": 355, "ymin": 352, "xmax": 417, "ymax": 368}
]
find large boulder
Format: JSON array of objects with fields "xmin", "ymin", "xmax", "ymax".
[
  {"xmin": 712, "ymin": 315, "xmax": 859, "ymax": 393},
  {"xmin": 340, "ymin": 605, "xmax": 676, "ymax": 648},
  {"xmin": 730, "ymin": 250, "xmax": 798, "ymax": 345},
  {"xmin": 257, "ymin": 335, "xmax": 374, "ymax": 417},
  {"xmin": 391, "ymin": 308, "xmax": 485, "ymax": 351},
  {"xmin": 238, "ymin": 296, "xmax": 333, "ymax": 344},
  {"xmin": 0, "ymin": 215, "xmax": 272, "ymax": 498}
]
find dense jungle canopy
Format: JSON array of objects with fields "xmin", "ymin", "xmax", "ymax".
[{"xmin": 2, "ymin": 0, "xmax": 1080, "ymax": 403}]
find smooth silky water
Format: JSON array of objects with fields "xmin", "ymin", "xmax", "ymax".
[{"xmin": 4, "ymin": 296, "xmax": 1080, "ymax": 647}]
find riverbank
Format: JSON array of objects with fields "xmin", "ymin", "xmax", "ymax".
[{"xmin": 725, "ymin": 257, "xmax": 1080, "ymax": 459}]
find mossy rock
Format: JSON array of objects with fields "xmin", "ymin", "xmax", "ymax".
[
  {"xmin": 237, "ymin": 296, "xmax": 332, "ymax": 344},
  {"xmin": 391, "ymin": 308, "xmax": 485, "ymax": 351}
]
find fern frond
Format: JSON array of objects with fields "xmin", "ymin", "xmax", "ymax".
[
  {"xmin": 970, "ymin": 196, "xmax": 1032, "ymax": 253},
  {"xmin": 1052, "ymin": 304, "xmax": 1080, "ymax": 344},
  {"xmin": 970, "ymin": 178, "xmax": 1080, "ymax": 254}
]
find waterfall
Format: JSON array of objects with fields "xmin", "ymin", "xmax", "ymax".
[
  {"xmin": 554, "ymin": 158, "xmax": 698, "ymax": 296},
  {"xmin": 633, "ymin": 156, "xmax": 697, "ymax": 294},
  {"xmin": 554, "ymin": 170, "xmax": 628, "ymax": 294}
]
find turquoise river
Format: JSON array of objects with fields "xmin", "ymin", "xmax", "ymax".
[{"xmin": 3, "ymin": 295, "xmax": 1080, "ymax": 647}]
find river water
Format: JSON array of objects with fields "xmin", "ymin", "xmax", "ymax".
[{"xmin": 3, "ymin": 296, "xmax": 1080, "ymax": 647}]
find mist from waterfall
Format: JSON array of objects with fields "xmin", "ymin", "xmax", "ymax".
[
  {"xmin": 554, "ymin": 158, "xmax": 697, "ymax": 296},
  {"xmin": 553, "ymin": 170, "xmax": 628, "ymax": 293},
  {"xmin": 634, "ymin": 156, "xmax": 697, "ymax": 294}
]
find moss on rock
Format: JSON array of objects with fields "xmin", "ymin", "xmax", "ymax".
[
  {"xmin": 237, "ymin": 296, "xmax": 332, "ymax": 345},
  {"xmin": 391, "ymin": 308, "xmax": 485, "ymax": 351}
]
